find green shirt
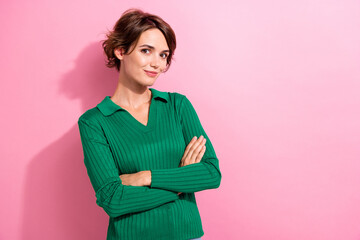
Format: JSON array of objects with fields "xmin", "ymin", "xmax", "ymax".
[{"xmin": 78, "ymin": 88, "xmax": 221, "ymax": 240}]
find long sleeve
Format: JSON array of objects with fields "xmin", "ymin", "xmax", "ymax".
[
  {"xmin": 150, "ymin": 95, "xmax": 222, "ymax": 193},
  {"xmin": 78, "ymin": 117, "xmax": 179, "ymax": 218}
]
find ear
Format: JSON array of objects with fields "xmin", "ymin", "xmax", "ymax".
[{"xmin": 114, "ymin": 48, "xmax": 124, "ymax": 60}]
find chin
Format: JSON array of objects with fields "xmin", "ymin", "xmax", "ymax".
[
  {"xmin": 137, "ymin": 80, "xmax": 155, "ymax": 88},
  {"xmin": 144, "ymin": 78, "xmax": 158, "ymax": 86},
  {"xmin": 145, "ymin": 81, "xmax": 156, "ymax": 87}
]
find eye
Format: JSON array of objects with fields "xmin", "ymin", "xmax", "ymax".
[
  {"xmin": 141, "ymin": 48, "xmax": 168, "ymax": 59},
  {"xmin": 160, "ymin": 53, "xmax": 168, "ymax": 59},
  {"xmin": 141, "ymin": 49, "xmax": 150, "ymax": 54}
]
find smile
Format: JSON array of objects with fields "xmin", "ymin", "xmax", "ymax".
[{"xmin": 144, "ymin": 70, "xmax": 158, "ymax": 77}]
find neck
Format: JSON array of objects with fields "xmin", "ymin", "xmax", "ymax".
[{"xmin": 110, "ymin": 75, "xmax": 151, "ymax": 109}]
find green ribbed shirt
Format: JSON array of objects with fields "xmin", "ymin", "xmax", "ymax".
[{"xmin": 78, "ymin": 88, "xmax": 221, "ymax": 240}]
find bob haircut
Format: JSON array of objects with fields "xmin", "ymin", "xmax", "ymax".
[{"xmin": 102, "ymin": 8, "xmax": 176, "ymax": 73}]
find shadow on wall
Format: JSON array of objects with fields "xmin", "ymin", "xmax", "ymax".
[{"xmin": 21, "ymin": 42, "xmax": 118, "ymax": 240}]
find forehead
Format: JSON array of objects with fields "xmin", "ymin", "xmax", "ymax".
[{"xmin": 136, "ymin": 28, "xmax": 169, "ymax": 50}]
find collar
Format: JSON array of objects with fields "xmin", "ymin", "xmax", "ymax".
[{"xmin": 96, "ymin": 88, "xmax": 169, "ymax": 117}]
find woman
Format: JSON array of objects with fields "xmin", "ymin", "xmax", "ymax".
[{"xmin": 78, "ymin": 8, "xmax": 221, "ymax": 240}]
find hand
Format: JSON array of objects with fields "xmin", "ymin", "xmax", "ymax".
[
  {"xmin": 119, "ymin": 171, "xmax": 150, "ymax": 186},
  {"xmin": 179, "ymin": 135, "xmax": 206, "ymax": 168},
  {"xmin": 177, "ymin": 136, "xmax": 207, "ymax": 196}
]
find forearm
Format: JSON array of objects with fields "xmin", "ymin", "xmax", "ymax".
[
  {"xmin": 96, "ymin": 178, "xmax": 179, "ymax": 218},
  {"xmin": 149, "ymin": 158, "xmax": 221, "ymax": 193},
  {"xmin": 120, "ymin": 170, "xmax": 152, "ymax": 187}
]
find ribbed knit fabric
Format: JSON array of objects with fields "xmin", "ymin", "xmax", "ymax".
[{"xmin": 78, "ymin": 88, "xmax": 221, "ymax": 240}]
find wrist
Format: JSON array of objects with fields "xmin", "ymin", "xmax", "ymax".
[{"xmin": 142, "ymin": 170, "xmax": 152, "ymax": 186}]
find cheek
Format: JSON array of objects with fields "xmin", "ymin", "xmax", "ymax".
[
  {"xmin": 133, "ymin": 54, "xmax": 148, "ymax": 66},
  {"xmin": 160, "ymin": 61, "xmax": 168, "ymax": 71},
  {"xmin": 125, "ymin": 57, "xmax": 146, "ymax": 73}
]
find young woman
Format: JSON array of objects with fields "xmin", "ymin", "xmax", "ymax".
[{"xmin": 78, "ymin": 8, "xmax": 221, "ymax": 240}]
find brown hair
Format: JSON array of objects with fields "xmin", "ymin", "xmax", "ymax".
[{"xmin": 102, "ymin": 8, "xmax": 176, "ymax": 72}]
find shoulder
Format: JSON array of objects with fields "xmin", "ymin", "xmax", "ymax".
[
  {"xmin": 167, "ymin": 91, "xmax": 188, "ymax": 107},
  {"xmin": 151, "ymin": 88, "xmax": 187, "ymax": 105},
  {"xmin": 167, "ymin": 91, "xmax": 191, "ymax": 105},
  {"xmin": 166, "ymin": 91, "xmax": 196, "ymax": 116},
  {"xmin": 78, "ymin": 106, "xmax": 103, "ymax": 125}
]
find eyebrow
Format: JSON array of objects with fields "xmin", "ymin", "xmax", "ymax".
[{"xmin": 139, "ymin": 44, "xmax": 169, "ymax": 53}]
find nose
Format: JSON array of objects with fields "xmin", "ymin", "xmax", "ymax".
[{"xmin": 150, "ymin": 55, "xmax": 161, "ymax": 69}]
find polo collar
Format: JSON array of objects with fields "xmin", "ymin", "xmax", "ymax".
[{"xmin": 97, "ymin": 88, "xmax": 169, "ymax": 117}]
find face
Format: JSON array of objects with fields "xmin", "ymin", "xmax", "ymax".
[{"xmin": 115, "ymin": 28, "xmax": 170, "ymax": 87}]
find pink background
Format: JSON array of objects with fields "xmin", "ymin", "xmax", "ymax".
[{"xmin": 1, "ymin": 0, "xmax": 360, "ymax": 239}]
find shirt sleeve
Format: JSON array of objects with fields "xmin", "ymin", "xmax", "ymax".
[
  {"xmin": 150, "ymin": 94, "xmax": 222, "ymax": 193},
  {"xmin": 78, "ymin": 117, "xmax": 179, "ymax": 218}
]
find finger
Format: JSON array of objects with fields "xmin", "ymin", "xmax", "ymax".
[
  {"xmin": 183, "ymin": 136, "xmax": 198, "ymax": 160},
  {"xmin": 182, "ymin": 136, "xmax": 202, "ymax": 166},
  {"xmin": 191, "ymin": 144, "xmax": 205, "ymax": 164},
  {"xmin": 185, "ymin": 136, "xmax": 204, "ymax": 155},
  {"xmin": 186, "ymin": 136, "xmax": 205, "ymax": 160},
  {"xmin": 195, "ymin": 146, "xmax": 206, "ymax": 163},
  {"xmin": 188, "ymin": 137, "xmax": 206, "ymax": 163},
  {"xmin": 181, "ymin": 158, "xmax": 189, "ymax": 167},
  {"xmin": 182, "ymin": 136, "xmax": 206, "ymax": 167}
]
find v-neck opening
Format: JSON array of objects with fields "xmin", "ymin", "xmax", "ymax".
[
  {"xmin": 110, "ymin": 88, "xmax": 157, "ymax": 133},
  {"xmin": 103, "ymin": 88, "xmax": 158, "ymax": 133},
  {"xmin": 124, "ymin": 98, "xmax": 157, "ymax": 132}
]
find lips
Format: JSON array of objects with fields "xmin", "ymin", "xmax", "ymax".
[
  {"xmin": 144, "ymin": 70, "xmax": 158, "ymax": 78},
  {"xmin": 144, "ymin": 70, "xmax": 158, "ymax": 74}
]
